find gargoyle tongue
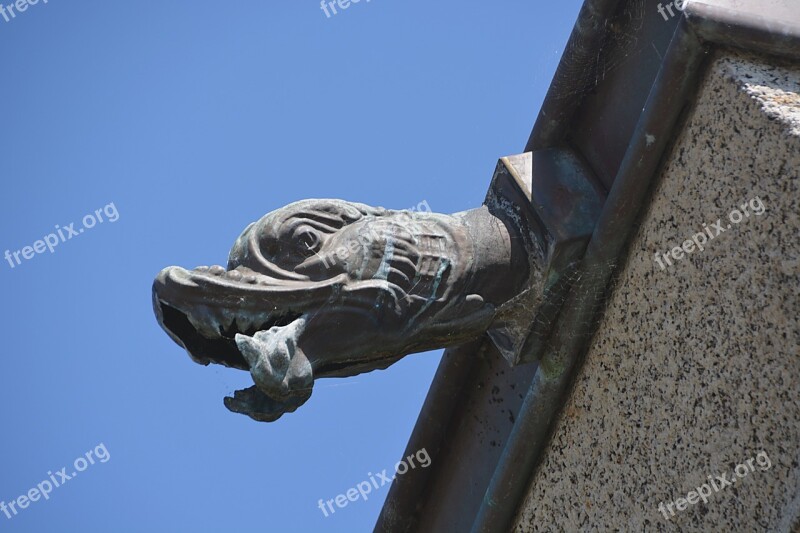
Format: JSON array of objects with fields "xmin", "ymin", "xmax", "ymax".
[{"xmin": 225, "ymin": 317, "xmax": 314, "ymax": 421}]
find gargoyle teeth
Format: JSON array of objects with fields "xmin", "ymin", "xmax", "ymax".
[
  {"xmin": 182, "ymin": 306, "xmax": 283, "ymax": 341},
  {"xmin": 257, "ymin": 311, "xmax": 273, "ymax": 327},
  {"xmin": 187, "ymin": 306, "xmax": 223, "ymax": 339},
  {"xmin": 236, "ymin": 315, "xmax": 255, "ymax": 333},
  {"xmin": 220, "ymin": 309, "xmax": 236, "ymax": 332},
  {"xmin": 209, "ymin": 265, "xmax": 226, "ymax": 276}
]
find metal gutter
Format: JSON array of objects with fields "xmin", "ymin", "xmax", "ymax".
[
  {"xmin": 373, "ymin": 340, "xmax": 481, "ymax": 532},
  {"xmin": 471, "ymin": 18, "xmax": 710, "ymax": 532},
  {"xmin": 527, "ymin": 0, "xmax": 626, "ymax": 151}
]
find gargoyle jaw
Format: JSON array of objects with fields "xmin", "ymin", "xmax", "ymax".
[
  {"xmin": 152, "ymin": 265, "xmax": 313, "ymax": 370},
  {"xmin": 153, "ymin": 264, "xmax": 327, "ymax": 421}
]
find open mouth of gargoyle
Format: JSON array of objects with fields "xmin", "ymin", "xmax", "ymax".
[{"xmin": 152, "ymin": 265, "xmax": 305, "ymax": 370}]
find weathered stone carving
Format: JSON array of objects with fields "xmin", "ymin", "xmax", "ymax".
[{"xmin": 152, "ymin": 152, "xmax": 603, "ymax": 421}]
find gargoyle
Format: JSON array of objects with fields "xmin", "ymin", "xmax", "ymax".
[{"xmin": 152, "ymin": 152, "xmax": 603, "ymax": 421}]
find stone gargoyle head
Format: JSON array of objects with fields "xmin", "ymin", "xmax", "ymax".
[{"xmin": 152, "ymin": 153, "xmax": 600, "ymax": 422}]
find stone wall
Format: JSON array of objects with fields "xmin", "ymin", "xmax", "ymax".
[{"xmin": 514, "ymin": 50, "xmax": 800, "ymax": 531}]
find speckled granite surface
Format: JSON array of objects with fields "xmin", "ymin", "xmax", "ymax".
[{"xmin": 513, "ymin": 50, "xmax": 800, "ymax": 532}]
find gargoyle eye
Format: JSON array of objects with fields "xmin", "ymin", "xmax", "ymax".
[{"xmin": 294, "ymin": 226, "xmax": 320, "ymax": 254}]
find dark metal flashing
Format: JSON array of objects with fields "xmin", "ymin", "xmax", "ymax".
[
  {"xmin": 526, "ymin": 0, "xmax": 626, "ymax": 152},
  {"xmin": 472, "ymin": 17, "xmax": 710, "ymax": 532},
  {"xmin": 377, "ymin": 2, "xmax": 799, "ymax": 532}
]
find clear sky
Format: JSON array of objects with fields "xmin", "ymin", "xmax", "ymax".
[{"xmin": 0, "ymin": 1, "xmax": 582, "ymax": 531}]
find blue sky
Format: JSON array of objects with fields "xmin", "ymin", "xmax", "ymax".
[{"xmin": 0, "ymin": 1, "xmax": 582, "ymax": 531}]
